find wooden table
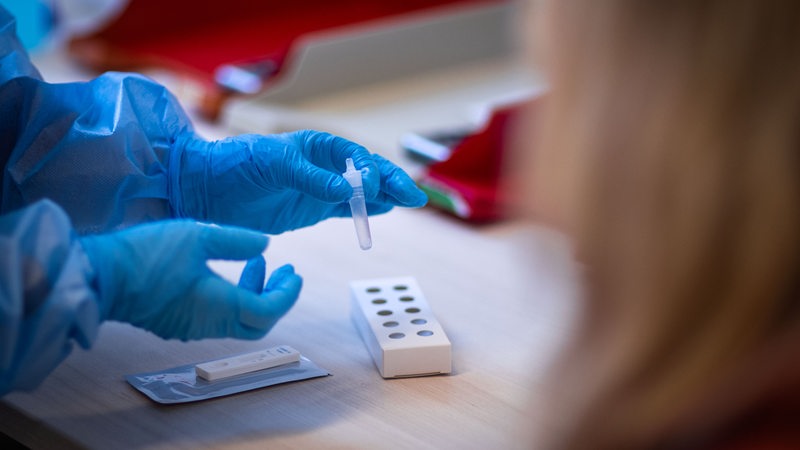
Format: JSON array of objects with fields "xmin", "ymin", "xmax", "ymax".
[{"xmin": 2, "ymin": 48, "xmax": 579, "ymax": 450}]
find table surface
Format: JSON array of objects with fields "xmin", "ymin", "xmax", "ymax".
[{"xmin": 1, "ymin": 45, "xmax": 580, "ymax": 450}]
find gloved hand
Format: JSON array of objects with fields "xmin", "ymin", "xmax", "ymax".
[
  {"xmin": 174, "ymin": 130, "xmax": 428, "ymax": 234},
  {"xmin": 80, "ymin": 221, "xmax": 301, "ymax": 341}
]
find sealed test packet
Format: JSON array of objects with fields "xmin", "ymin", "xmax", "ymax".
[{"xmin": 126, "ymin": 353, "xmax": 330, "ymax": 404}]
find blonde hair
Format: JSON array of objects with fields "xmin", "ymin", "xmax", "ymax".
[{"xmin": 520, "ymin": 1, "xmax": 800, "ymax": 448}]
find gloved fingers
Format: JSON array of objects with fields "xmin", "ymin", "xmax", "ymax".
[
  {"xmin": 238, "ymin": 264, "xmax": 302, "ymax": 331},
  {"xmin": 371, "ymin": 154, "xmax": 428, "ymax": 207},
  {"xmin": 282, "ymin": 157, "xmax": 352, "ymax": 203},
  {"xmin": 314, "ymin": 200, "xmax": 393, "ymax": 218},
  {"xmin": 264, "ymin": 264, "xmax": 298, "ymax": 291},
  {"xmin": 365, "ymin": 202, "xmax": 395, "ymax": 216},
  {"xmin": 198, "ymin": 224, "xmax": 269, "ymax": 260},
  {"xmin": 190, "ymin": 277, "xmax": 271, "ymax": 340},
  {"xmin": 238, "ymin": 255, "xmax": 266, "ymax": 292},
  {"xmin": 296, "ymin": 130, "xmax": 381, "ymax": 199},
  {"xmin": 317, "ymin": 202, "xmax": 356, "ymax": 219},
  {"xmin": 299, "ymin": 130, "xmax": 374, "ymax": 172}
]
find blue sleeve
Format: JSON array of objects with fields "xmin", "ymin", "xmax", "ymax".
[
  {"xmin": 0, "ymin": 5, "xmax": 40, "ymax": 83},
  {"xmin": 0, "ymin": 5, "xmax": 195, "ymax": 234},
  {"xmin": 0, "ymin": 200, "xmax": 101, "ymax": 395},
  {"xmin": 0, "ymin": 6, "xmax": 191, "ymax": 395}
]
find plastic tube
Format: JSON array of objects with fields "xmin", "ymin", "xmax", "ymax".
[{"xmin": 342, "ymin": 158, "xmax": 372, "ymax": 250}]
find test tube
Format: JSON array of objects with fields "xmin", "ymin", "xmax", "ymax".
[{"xmin": 342, "ymin": 158, "xmax": 372, "ymax": 250}]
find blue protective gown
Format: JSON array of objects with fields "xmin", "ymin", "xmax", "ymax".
[{"xmin": 0, "ymin": 5, "xmax": 190, "ymax": 394}]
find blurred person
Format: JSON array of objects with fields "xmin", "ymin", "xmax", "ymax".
[
  {"xmin": 0, "ymin": 5, "xmax": 427, "ymax": 395},
  {"xmin": 515, "ymin": 1, "xmax": 800, "ymax": 448}
]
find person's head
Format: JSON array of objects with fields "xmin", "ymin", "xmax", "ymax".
[{"xmin": 516, "ymin": 1, "xmax": 800, "ymax": 448}]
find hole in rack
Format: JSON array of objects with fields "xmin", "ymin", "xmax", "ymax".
[
  {"xmin": 405, "ymin": 307, "xmax": 421, "ymax": 314},
  {"xmin": 399, "ymin": 296, "xmax": 414, "ymax": 302},
  {"xmin": 411, "ymin": 318, "xmax": 427, "ymax": 325},
  {"xmin": 366, "ymin": 287, "xmax": 381, "ymax": 293},
  {"xmin": 393, "ymin": 285, "xmax": 408, "ymax": 291},
  {"xmin": 417, "ymin": 330, "xmax": 434, "ymax": 336},
  {"xmin": 389, "ymin": 333, "xmax": 405, "ymax": 339},
  {"xmin": 383, "ymin": 321, "xmax": 399, "ymax": 327},
  {"xmin": 372, "ymin": 299, "xmax": 387, "ymax": 304},
  {"xmin": 377, "ymin": 310, "xmax": 393, "ymax": 316}
]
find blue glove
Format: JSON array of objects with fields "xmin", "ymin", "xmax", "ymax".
[
  {"xmin": 80, "ymin": 221, "xmax": 302, "ymax": 341},
  {"xmin": 175, "ymin": 131, "xmax": 428, "ymax": 234}
]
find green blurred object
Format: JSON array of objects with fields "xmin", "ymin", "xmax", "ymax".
[{"xmin": 0, "ymin": 0, "xmax": 53, "ymax": 51}]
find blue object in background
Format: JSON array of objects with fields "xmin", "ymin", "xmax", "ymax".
[{"xmin": 0, "ymin": 0, "xmax": 53, "ymax": 51}]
